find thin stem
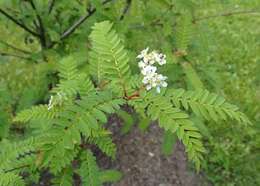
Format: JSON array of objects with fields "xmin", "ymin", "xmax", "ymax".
[
  {"xmin": 4, "ymin": 164, "xmax": 30, "ymax": 173},
  {"xmin": 0, "ymin": 51, "xmax": 33, "ymax": 61},
  {"xmin": 48, "ymin": 0, "xmax": 113, "ymax": 48},
  {"xmin": 125, "ymin": 85, "xmax": 145, "ymax": 100},
  {"xmin": 120, "ymin": 0, "xmax": 132, "ymax": 20},
  {"xmin": 0, "ymin": 9, "xmax": 39, "ymax": 37},
  {"xmin": 60, "ymin": 8, "xmax": 96, "ymax": 41},
  {"xmin": 194, "ymin": 10, "xmax": 260, "ymax": 22},
  {"xmin": 0, "ymin": 40, "xmax": 31, "ymax": 54},
  {"xmin": 29, "ymin": 0, "xmax": 47, "ymax": 48},
  {"xmin": 60, "ymin": 0, "xmax": 113, "ymax": 41},
  {"xmin": 48, "ymin": 0, "xmax": 56, "ymax": 14}
]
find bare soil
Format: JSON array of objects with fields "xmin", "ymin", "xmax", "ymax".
[{"xmin": 97, "ymin": 116, "xmax": 203, "ymax": 186}]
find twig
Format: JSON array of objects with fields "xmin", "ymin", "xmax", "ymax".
[
  {"xmin": 48, "ymin": 0, "xmax": 56, "ymax": 14},
  {"xmin": 194, "ymin": 10, "xmax": 260, "ymax": 22},
  {"xmin": 4, "ymin": 164, "xmax": 30, "ymax": 173},
  {"xmin": 48, "ymin": 0, "xmax": 113, "ymax": 48},
  {"xmin": 0, "ymin": 9, "xmax": 39, "ymax": 37},
  {"xmin": 120, "ymin": 0, "xmax": 132, "ymax": 20},
  {"xmin": 0, "ymin": 51, "xmax": 34, "ymax": 61},
  {"xmin": 0, "ymin": 40, "xmax": 31, "ymax": 54},
  {"xmin": 129, "ymin": 4, "xmax": 174, "ymax": 29},
  {"xmin": 60, "ymin": 8, "xmax": 96, "ymax": 41},
  {"xmin": 29, "ymin": 0, "xmax": 47, "ymax": 48},
  {"xmin": 60, "ymin": 0, "xmax": 113, "ymax": 41}
]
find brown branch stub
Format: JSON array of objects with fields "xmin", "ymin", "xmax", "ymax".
[
  {"xmin": 174, "ymin": 50, "xmax": 188, "ymax": 58},
  {"xmin": 124, "ymin": 85, "xmax": 145, "ymax": 100},
  {"xmin": 0, "ymin": 9, "xmax": 39, "ymax": 37}
]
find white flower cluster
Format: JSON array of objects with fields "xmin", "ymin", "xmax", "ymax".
[
  {"xmin": 47, "ymin": 95, "xmax": 55, "ymax": 110},
  {"xmin": 48, "ymin": 92, "xmax": 67, "ymax": 110},
  {"xmin": 137, "ymin": 48, "xmax": 168, "ymax": 93}
]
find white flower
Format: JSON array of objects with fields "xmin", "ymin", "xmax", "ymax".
[
  {"xmin": 141, "ymin": 65, "xmax": 157, "ymax": 76},
  {"xmin": 138, "ymin": 61, "xmax": 146, "ymax": 68},
  {"xmin": 157, "ymin": 74, "xmax": 167, "ymax": 81},
  {"xmin": 137, "ymin": 47, "xmax": 149, "ymax": 59},
  {"xmin": 161, "ymin": 81, "xmax": 168, "ymax": 87},
  {"xmin": 47, "ymin": 92, "xmax": 68, "ymax": 110},
  {"xmin": 146, "ymin": 84, "xmax": 152, "ymax": 91},
  {"xmin": 156, "ymin": 86, "xmax": 161, "ymax": 93},
  {"xmin": 137, "ymin": 48, "xmax": 168, "ymax": 93},
  {"xmin": 156, "ymin": 53, "xmax": 166, "ymax": 65},
  {"xmin": 142, "ymin": 73, "xmax": 168, "ymax": 92},
  {"xmin": 142, "ymin": 74, "xmax": 153, "ymax": 85},
  {"xmin": 152, "ymin": 52, "xmax": 166, "ymax": 65},
  {"xmin": 48, "ymin": 96, "xmax": 54, "ymax": 110}
]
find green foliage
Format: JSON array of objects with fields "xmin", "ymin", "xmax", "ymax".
[
  {"xmin": 79, "ymin": 150, "xmax": 101, "ymax": 186},
  {"xmin": 0, "ymin": 0, "xmax": 259, "ymax": 185},
  {"xmin": 182, "ymin": 62, "xmax": 204, "ymax": 89},
  {"xmin": 58, "ymin": 56, "xmax": 78, "ymax": 80},
  {"xmin": 117, "ymin": 110, "xmax": 135, "ymax": 135},
  {"xmin": 89, "ymin": 21, "xmax": 131, "ymax": 85},
  {"xmin": 130, "ymin": 91, "xmax": 207, "ymax": 169},
  {"xmin": 131, "ymin": 88, "xmax": 232, "ymax": 170},
  {"xmin": 175, "ymin": 13, "xmax": 193, "ymax": 53},
  {"xmin": 79, "ymin": 150, "xmax": 122, "ymax": 186},
  {"xmin": 52, "ymin": 167, "xmax": 73, "ymax": 186},
  {"xmin": 99, "ymin": 170, "xmax": 123, "ymax": 184},
  {"xmin": 167, "ymin": 88, "xmax": 250, "ymax": 124},
  {"xmin": 161, "ymin": 131, "xmax": 177, "ymax": 156},
  {"xmin": 88, "ymin": 136, "xmax": 116, "ymax": 159},
  {"xmin": 0, "ymin": 172, "xmax": 25, "ymax": 186},
  {"xmin": 14, "ymin": 105, "xmax": 58, "ymax": 123},
  {"xmin": 2, "ymin": 47, "xmax": 125, "ymax": 184},
  {"xmin": 138, "ymin": 117, "xmax": 151, "ymax": 132}
]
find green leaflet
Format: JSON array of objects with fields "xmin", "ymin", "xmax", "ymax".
[
  {"xmin": 141, "ymin": 92, "xmax": 205, "ymax": 170},
  {"xmin": 167, "ymin": 88, "xmax": 251, "ymax": 125},
  {"xmin": 181, "ymin": 62, "xmax": 204, "ymax": 90},
  {"xmin": 53, "ymin": 56, "xmax": 95, "ymax": 99},
  {"xmin": 79, "ymin": 150, "xmax": 101, "ymax": 186},
  {"xmin": 0, "ymin": 0, "xmax": 257, "ymax": 185},
  {"xmin": 14, "ymin": 105, "xmax": 58, "ymax": 123},
  {"xmin": 138, "ymin": 117, "xmax": 151, "ymax": 132},
  {"xmin": 161, "ymin": 131, "xmax": 177, "ymax": 156},
  {"xmin": 117, "ymin": 110, "xmax": 135, "ymax": 135},
  {"xmin": 52, "ymin": 167, "xmax": 73, "ymax": 186},
  {"xmin": 13, "ymin": 91, "xmax": 124, "ymax": 175},
  {"xmin": 99, "ymin": 170, "xmax": 122, "ymax": 184},
  {"xmin": 0, "ymin": 138, "xmax": 39, "ymax": 171},
  {"xmin": 79, "ymin": 150, "xmax": 122, "ymax": 186},
  {"xmin": 89, "ymin": 21, "xmax": 131, "ymax": 84},
  {"xmin": 88, "ymin": 136, "xmax": 116, "ymax": 159},
  {"xmin": 0, "ymin": 172, "xmax": 25, "ymax": 186},
  {"xmin": 58, "ymin": 56, "xmax": 78, "ymax": 81},
  {"xmin": 175, "ymin": 13, "xmax": 193, "ymax": 53}
]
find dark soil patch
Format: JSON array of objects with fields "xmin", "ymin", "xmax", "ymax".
[{"xmin": 97, "ymin": 116, "xmax": 203, "ymax": 186}]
